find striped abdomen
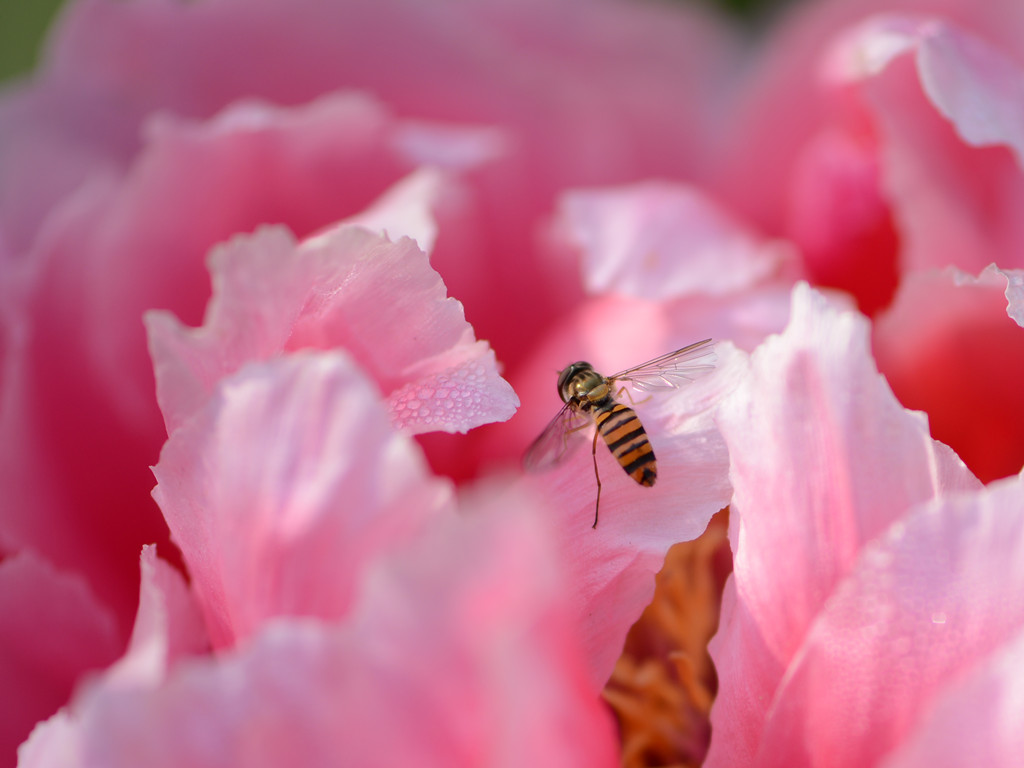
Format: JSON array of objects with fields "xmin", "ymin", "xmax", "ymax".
[{"xmin": 592, "ymin": 401, "xmax": 657, "ymax": 487}]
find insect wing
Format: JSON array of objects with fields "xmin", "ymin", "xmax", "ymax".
[
  {"xmin": 523, "ymin": 404, "xmax": 591, "ymax": 472},
  {"xmin": 609, "ymin": 338, "xmax": 716, "ymax": 392}
]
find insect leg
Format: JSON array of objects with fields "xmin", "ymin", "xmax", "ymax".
[
  {"xmin": 615, "ymin": 385, "xmax": 651, "ymax": 406},
  {"xmin": 591, "ymin": 428, "xmax": 602, "ymax": 529}
]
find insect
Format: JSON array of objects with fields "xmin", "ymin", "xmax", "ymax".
[{"xmin": 524, "ymin": 339, "xmax": 715, "ymax": 528}]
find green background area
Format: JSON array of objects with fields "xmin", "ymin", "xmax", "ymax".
[
  {"xmin": 0, "ymin": 0, "xmax": 66, "ymax": 83},
  {"xmin": 0, "ymin": 0, "xmax": 797, "ymax": 84}
]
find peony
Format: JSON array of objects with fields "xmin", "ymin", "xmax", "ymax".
[{"xmin": 2, "ymin": 0, "xmax": 1023, "ymax": 766}]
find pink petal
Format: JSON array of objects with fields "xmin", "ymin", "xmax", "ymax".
[
  {"xmin": 151, "ymin": 352, "xmax": 453, "ymax": 648},
  {"xmin": 147, "ymin": 222, "xmax": 518, "ymax": 437},
  {"xmin": 827, "ymin": 14, "xmax": 1024, "ymax": 275},
  {"xmin": 104, "ymin": 546, "xmax": 208, "ymax": 689},
  {"xmin": 391, "ymin": 120, "xmax": 508, "ymax": 173},
  {"xmin": 23, "ymin": 490, "xmax": 619, "ymax": 768},
  {"xmin": 915, "ymin": 25, "xmax": 1024, "ymax": 156},
  {"xmin": 829, "ymin": 14, "xmax": 1024, "ymax": 164},
  {"xmin": 997, "ymin": 266, "xmax": 1024, "ymax": 327},
  {"xmin": 822, "ymin": 13, "xmax": 931, "ymax": 82},
  {"xmin": 19, "ymin": 545, "xmax": 207, "ymax": 767},
  {"xmin": 339, "ymin": 167, "xmax": 452, "ymax": 255},
  {"xmin": 879, "ymin": 622, "xmax": 1024, "ymax": 768},
  {"xmin": 17, "ymin": 711, "xmax": 80, "ymax": 768},
  {"xmin": 873, "ymin": 267, "xmax": 1024, "ymax": 483},
  {"xmin": 707, "ymin": 283, "xmax": 979, "ymax": 768},
  {"xmin": 0, "ymin": 550, "xmax": 120, "ymax": 764},
  {"xmin": 557, "ymin": 182, "xmax": 792, "ymax": 300},
  {"xmin": 755, "ymin": 472, "xmax": 1024, "ymax": 768}
]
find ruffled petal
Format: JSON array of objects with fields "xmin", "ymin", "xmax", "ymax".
[
  {"xmin": 995, "ymin": 265, "xmax": 1024, "ymax": 327},
  {"xmin": 828, "ymin": 14, "xmax": 1024, "ymax": 164},
  {"xmin": 879, "ymin": 620, "xmax": 1024, "ymax": 768},
  {"xmin": 557, "ymin": 181, "xmax": 793, "ymax": 300},
  {"xmin": 826, "ymin": 14, "xmax": 1024, "ymax": 275},
  {"xmin": 21, "ymin": 488, "xmax": 619, "ymax": 768},
  {"xmin": 151, "ymin": 352, "xmax": 454, "ymax": 648},
  {"xmin": 147, "ymin": 223, "xmax": 518, "ymax": 437},
  {"xmin": 707, "ymin": 282, "xmax": 979, "ymax": 767},
  {"xmin": 756, "ymin": 473, "xmax": 1024, "ymax": 768},
  {"xmin": 103, "ymin": 546, "xmax": 208, "ymax": 688}
]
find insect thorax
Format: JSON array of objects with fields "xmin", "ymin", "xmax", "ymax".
[{"xmin": 557, "ymin": 362, "xmax": 610, "ymax": 409}]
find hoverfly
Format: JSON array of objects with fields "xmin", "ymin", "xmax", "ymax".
[{"xmin": 524, "ymin": 339, "xmax": 715, "ymax": 528}]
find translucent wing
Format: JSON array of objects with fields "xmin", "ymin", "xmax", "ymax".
[
  {"xmin": 609, "ymin": 338, "xmax": 716, "ymax": 392},
  {"xmin": 523, "ymin": 403, "xmax": 592, "ymax": 472}
]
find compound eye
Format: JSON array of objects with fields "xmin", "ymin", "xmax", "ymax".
[{"xmin": 556, "ymin": 366, "xmax": 574, "ymax": 401}]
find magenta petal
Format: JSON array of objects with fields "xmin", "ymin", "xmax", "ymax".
[
  {"xmin": 784, "ymin": 126, "xmax": 900, "ymax": 316},
  {"xmin": 756, "ymin": 473, "xmax": 1024, "ymax": 768},
  {"xmin": 147, "ymin": 223, "xmax": 517, "ymax": 437},
  {"xmin": 151, "ymin": 352, "xmax": 454, "ymax": 648},
  {"xmin": 0, "ymin": 550, "xmax": 120, "ymax": 764},
  {"xmin": 707, "ymin": 283, "xmax": 980, "ymax": 767},
  {"xmin": 558, "ymin": 182, "xmax": 790, "ymax": 300}
]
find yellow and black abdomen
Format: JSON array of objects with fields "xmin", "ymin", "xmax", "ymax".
[{"xmin": 592, "ymin": 401, "xmax": 657, "ymax": 487}]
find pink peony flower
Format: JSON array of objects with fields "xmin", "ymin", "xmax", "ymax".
[
  {"xmin": 1, "ymin": 1, "xmax": 742, "ymax": 760},
  {"xmin": 3, "ymin": 0, "xmax": 1024, "ymax": 765}
]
